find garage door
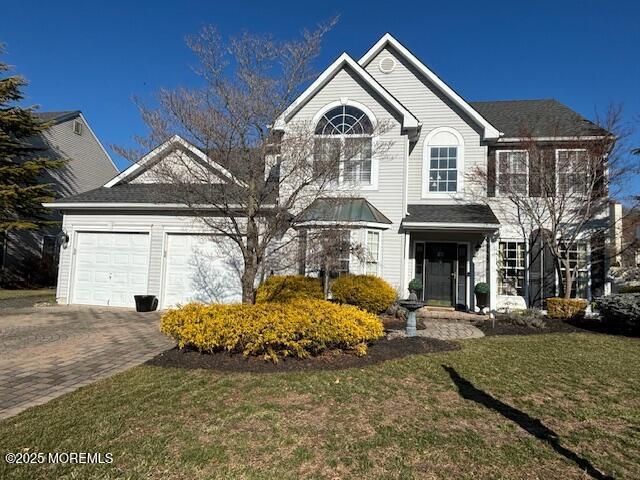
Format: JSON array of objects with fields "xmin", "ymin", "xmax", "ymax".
[
  {"xmin": 161, "ymin": 234, "xmax": 242, "ymax": 308},
  {"xmin": 72, "ymin": 232, "xmax": 150, "ymax": 307}
]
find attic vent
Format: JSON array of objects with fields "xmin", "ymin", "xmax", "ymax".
[
  {"xmin": 379, "ymin": 56, "xmax": 396, "ymax": 74},
  {"xmin": 73, "ymin": 120, "xmax": 83, "ymax": 135}
]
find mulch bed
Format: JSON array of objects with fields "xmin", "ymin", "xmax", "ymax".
[
  {"xmin": 477, "ymin": 317, "xmax": 640, "ymax": 337},
  {"xmin": 146, "ymin": 336, "xmax": 458, "ymax": 373}
]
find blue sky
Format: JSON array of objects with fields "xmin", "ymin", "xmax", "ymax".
[{"xmin": 3, "ymin": 0, "xmax": 639, "ymax": 195}]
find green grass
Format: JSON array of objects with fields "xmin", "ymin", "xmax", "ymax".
[
  {"xmin": 1, "ymin": 333, "xmax": 638, "ymax": 479},
  {"xmin": 0, "ymin": 288, "xmax": 55, "ymax": 300}
]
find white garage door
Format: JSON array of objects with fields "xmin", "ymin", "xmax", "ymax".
[
  {"xmin": 72, "ymin": 232, "xmax": 150, "ymax": 307},
  {"xmin": 162, "ymin": 234, "xmax": 242, "ymax": 308}
]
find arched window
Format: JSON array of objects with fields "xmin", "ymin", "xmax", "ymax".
[
  {"xmin": 423, "ymin": 127, "xmax": 464, "ymax": 195},
  {"xmin": 314, "ymin": 105, "xmax": 374, "ymax": 185}
]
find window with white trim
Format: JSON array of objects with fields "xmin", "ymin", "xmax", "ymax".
[
  {"xmin": 498, "ymin": 241, "xmax": 526, "ymax": 295},
  {"xmin": 424, "ymin": 127, "xmax": 463, "ymax": 195},
  {"xmin": 497, "ymin": 151, "xmax": 528, "ymax": 195},
  {"xmin": 337, "ymin": 230, "xmax": 351, "ymax": 275},
  {"xmin": 314, "ymin": 105, "xmax": 373, "ymax": 186},
  {"xmin": 557, "ymin": 149, "xmax": 588, "ymax": 195},
  {"xmin": 365, "ymin": 230, "xmax": 380, "ymax": 275},
  {"xmin": 428, "ymin": 147, "xmax": 458, "ymax": 192},
  {"xmin": 559, "ymin": 242, "xmax": 589, "ymax": 298}
]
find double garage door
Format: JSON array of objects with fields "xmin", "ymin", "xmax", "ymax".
[{"xmin": 71, "ymin": 232, "xmax": 241, "ymax": 308}]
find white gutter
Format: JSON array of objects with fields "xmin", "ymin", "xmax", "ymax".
[{"xmin": 402, "ymin": 221, "xmax": 500, "ymax": 231}]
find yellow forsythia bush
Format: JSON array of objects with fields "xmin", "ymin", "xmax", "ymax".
[
  {"xmin": 331, "ymin": 275, "xmax": 397, "ymax": 314},
  {"xmin": 255, "ymin": 275, "xmax": 323, "ymax": 303},
  {"xmin": 160, "ymin": 299, "xmax": 384, "ymax": 362},
  {"xmin": 547, "ymin": 297, "xmax": 588, "ymax": 319}
]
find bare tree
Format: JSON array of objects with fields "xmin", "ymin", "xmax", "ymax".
[
  {"xmin": 116, "ymin": 22, "xmax": 392, "ymax": 303},
  {"xmin": 468, "ymin": 105, "xmax": 638, "ymax": 300},
  {"xmin": 303, "ymin": 227, "xmax": 367, "ymax": 298}
]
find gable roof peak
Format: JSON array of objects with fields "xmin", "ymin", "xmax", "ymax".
[
  {"xmin": 274, "ymin": 51, "xmax": 419, "ymax": 132},
  {"xmin": 359, "ymin": 34, "xmax": 501, "ymax": 140}
]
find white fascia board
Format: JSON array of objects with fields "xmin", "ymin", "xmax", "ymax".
[
  {"xmin": 274, "ymin": 53, "xmax": 419, "ymax": 132},
  {"xmin": 497, "ymin": 135, "xmax": 609, "ymax": 142},
  {"xmin": 402, "ymin": 221, "xmax": 500, "ymax": 231},
  {"xmin": 43, "ymin": 202, "xmax": 275, "ymax": 210},
  {"xmin": 359, "ymin": 34, "xmax": 501, "ymax": 141},
  {"xmin": 104, "ymin": 135, "xmax": 246, "ymax": 188}
]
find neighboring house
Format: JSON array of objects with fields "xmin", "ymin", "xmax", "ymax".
[
  {"xmin": 1, "ymin": 111, "xmax": 118, "ymax": 286},
  {"xmin": 46, "ymin": 34, "xmax": 620, "ymax": 310}
]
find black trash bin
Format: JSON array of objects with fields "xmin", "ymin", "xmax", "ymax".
[{"xmin": 134, "ymin": 295, "xmax": 158, "ymax": 312}]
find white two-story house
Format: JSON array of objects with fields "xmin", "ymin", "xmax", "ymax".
[{"xmin": 47, "ymin": 34, "xmax": 617, "ymax": 311}]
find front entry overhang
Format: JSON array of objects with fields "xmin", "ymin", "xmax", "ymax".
[{"xmin": 402, "ymin": 204, "xmax": 500, "ymax": 233}]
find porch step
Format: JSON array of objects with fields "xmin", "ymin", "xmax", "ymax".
[{"xmin": 416, "ymin": 307, "xmax": 487, "ymax": 325}]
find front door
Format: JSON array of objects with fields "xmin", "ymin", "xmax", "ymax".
[{"xmin": 424, "ymin": 243, "xmax": 457, "ymax": 307}]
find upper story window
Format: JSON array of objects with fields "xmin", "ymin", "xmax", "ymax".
[
  {"xmin": 429, "ymin": 147, "xmax": 458, "ymax": 192},
  {"xmin": 423, "ymin": 127, "xmax": 464, "ymax": 196},
  {"xmin": 314, "ymin": 105, "xmax": 373, "ymax": 186},
  {"xmin": 497, "ymin": 150, "xmax": 528, "ymax": 196},
  {"xmin": 73, "ymin": 120, "xmax": 83, "ymax": 135},
  {"xmin": 557, "ymin": 149, "xmax": 588, "ymax": 195}
]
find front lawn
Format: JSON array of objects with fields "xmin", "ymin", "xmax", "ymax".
[
  {"xmin": 0, "ymin": 288, "xmax": 55, "ymax": 300},
  {"xmin": 1, "ymin": 333, "xmax": 638, "ymax": 479}
]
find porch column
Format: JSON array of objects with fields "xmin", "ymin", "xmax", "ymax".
[
  {"xmin": 488, "ymin": 232, "xmax": 498, "ymax": 314},
  {"xmin": 401, "ymin": 232, "xmax": 410, "ymax": 298}
]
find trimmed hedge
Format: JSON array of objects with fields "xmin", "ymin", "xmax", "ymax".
[
  {"xmin": 160, "ymin": 299, "xmax": 384, "ymax": 362},
  {"xmin": 547, "ymin": 297, "xmax": 588, "ymax": 319},
  {"xmin": 594, "ymin": 294, "xmax": 640, "ymax": 332},
  {"xmin": 331, "ymin": 275, "xmax": 397, "ymax": 314},
  {"xmin": 255, "ymin": 275, "xmax": 323, "ymax": 303},
  {"xmin": 618, "ymin": 284, "xmax": 640, "ymax": 294}
]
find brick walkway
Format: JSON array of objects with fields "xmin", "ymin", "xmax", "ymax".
[{"xmin": 0, "ymin": 306, "xmax": 173, "ymax": 420}]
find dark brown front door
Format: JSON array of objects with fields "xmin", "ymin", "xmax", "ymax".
[{"xmin": 424, "ymin": 243, "xmax": 457, "ymax": 307}]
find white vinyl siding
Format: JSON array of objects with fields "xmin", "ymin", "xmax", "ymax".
[
  {"xmin": 363, "ymin": 46, "xmax": 487, "ymax": 202},
  {"xmin": 285, "ymin": 66, "xmax": 405, "ymax": 290}
]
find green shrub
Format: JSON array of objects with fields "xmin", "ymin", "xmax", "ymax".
[
  {"xmin": 160, "ymin": 299, "xmax": 384, "ymax": 362},
  {"xmin": 594, "ymin": 294, "xmax": 640, "ymax": 332},
  {"xmin": 618, "ymin": 284, "xmax": 640, "ymax": 294},
  {"xmin": 255, "ymin": 275, "xmax": 323, "ymax": 303},
  {"xmin": 331, "ymin": 275, "xmax": 397, "ymax": 313},
  {"xmin": 474, "ymin": 282, "xmax": 489, "ymax": 294},
  {"xmin": 408, "ymin": 277, "xmax": 423, "ymax": 292},
  {"xmin": 547, "ymin": 297, "xmax": 588, "ymax": 319}
]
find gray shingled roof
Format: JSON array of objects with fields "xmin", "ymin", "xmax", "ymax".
[
  {"xmin": 469, "ymin": 99, "xmax": 608, "ymax": 138},
  {"xmin": 404, "ymin": 204, "xmax": 499, "ymax": 225},
  {"xmin": 296, "ymin": 198, "xmax": 392, "ymax": 224},
  {"xmin": 33, "ymin": 111, "xmax": 81, "ymax": 125},
  {"xmin": 50, "ymin": 182, "xmax": 277, "ymax": 205}
]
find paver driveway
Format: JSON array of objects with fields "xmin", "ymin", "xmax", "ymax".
[{"xmin": 0, "ymin": 306, "xmax": 174, "ymax": 419}]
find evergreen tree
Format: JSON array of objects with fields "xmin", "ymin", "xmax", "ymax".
[{"xmin": 0, "ymin": 50, "xmax": 65, "ymax": 230}]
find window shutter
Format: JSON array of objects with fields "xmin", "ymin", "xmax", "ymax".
[
  {"xmin": 543, "ymin": 148, "xmax": 556, "ymax": 197},
  {"xmin": 487, "ymin": 150, "xmax": 496, "ymax": 197},
  {"xmin": 590, "ymin": 233, "xmax": 606, "ymax": 297},
  {"xmin": 529, "ymin": 152, "xmax": 541, "ymax": 197}
]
